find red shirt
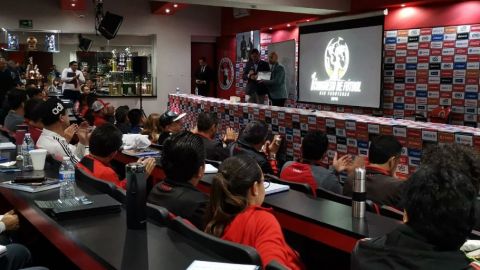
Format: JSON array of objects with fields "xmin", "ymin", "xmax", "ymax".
[
  {"xmin": 27, "ymin": 124, "xmax": 42, "ymax": 145},
  {"xmin": 76, "ymin": 155, "xmax": 126, "ymax": 190},
  {"xmin": 280, "ymin": 162, "xmax": 318, "ymax": 197},
  {"xmin": 93, "ymin": 114, "xmax": 107, "ymax": 127},
  {"xmin": 222, "ymin": 206, "xmax": 304, "ymax": 270}
]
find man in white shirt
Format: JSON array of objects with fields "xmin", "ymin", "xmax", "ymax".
[
  {"xmin": 37, "ymin": 97, "xmax": 89, "ymax": 164},
  {"xmin": 61, "ymin": 61, "xmax": 85, "ymax": 102}
]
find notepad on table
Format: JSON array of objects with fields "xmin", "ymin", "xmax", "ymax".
[
  {"xmin": 264, "ymin": 182, "xmax": 290, "ymax": 195},
  {"xmin": 187, "ymin": 261, "xmax": 259, "ymax": 270},
  {"xmin": 204, "ymin": 164, "xmax": 218, "ymax": 174},
  {"xmin": 0, "ymin": 179, "xmax": 60, "ymax": 193}
]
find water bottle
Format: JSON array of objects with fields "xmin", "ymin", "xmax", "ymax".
[
  {"xmin": 21, "ymin": 133, "xmax": 34, "ymax": 171},
  {"xmin": 59, "ymin": 157, "xmax": 76, "ymax": 200},
  {"xmin": 176, "ymin": 87, "xmax": 180, "ymax": 95},
  {"xmin": 352, "ymin": 168, "xmax": 366, "ymax": 219},
  {"xmin": 126, "ymin": 162, "xmax": 147, "ymax": 230}
]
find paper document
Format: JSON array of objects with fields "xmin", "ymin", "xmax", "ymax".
[
  {"xmin": 264, "ymin": 182, "xmax": 290, "ymax": 195},
  {"xmin": 187, "ymin": 261, "xmax": 259, "ymax": 270},
  {"xmin": 257, "ymin": 72, "xmax": 271, "ymax": 81},
  {"xmin": 204, "ymin": 164, "xmax": 218, "ymax": 174}
]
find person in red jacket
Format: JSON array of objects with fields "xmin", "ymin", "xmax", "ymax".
[
  {"xmin": 76, "ymin": 123, "xmax": 155, "ymax": 189},
  {"xmin": 205, "ymin": 155, "xmax": 304, "ymax": 270}
]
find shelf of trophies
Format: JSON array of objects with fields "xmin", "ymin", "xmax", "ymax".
[{"xmin": 97, "ymin": 71, "xmax": 154, "ymax": 97}]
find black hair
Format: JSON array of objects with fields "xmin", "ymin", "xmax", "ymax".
[
  {"xmin": 199, "ymin": 56, "xmax": 206, "ymax": 62},
  {"xmin": 205, "ymin": 155, "xmax": 263, "ymax": 237},
  {"xmin": 39, "ymin": 97, "xmax": 66, "ymax": 126},
  {"xmin": 197, "ymin": 112, "xmax": 218, "ymax": 133},
  {"xmin": 239, "ymin": 120, "xmax": 268, "ymax": 145},
  {"xmin": 128, "ymin": 109, "xmax": 142, "ymax": 126},
  {"xmin": 26, "ymin": 87, "xmax": 42, "ymax": 99},
  {"xmin": 69, "ymin": 61, "xmax": 77, "ymax": 66},
  {"xmin": 250, "ymin": 49, "xmax": 260, "ymax": 55},
  {"xmin": 368, "ymin": 135, "xmax": 402, "ymax": 164},
  {"xmin": 89, "ymin": 123, "xmax": 123, "ymax": 157},
  {"xmin": 24, "ymin": 98, "xmax": 43, "ymax": 121},
  {"xmin": 7, "ymin": 89, "xmax": 27, "ymax": 110},
  {"xmin": 302, "ymin": 131, "xmax": 328, "ymax": 161},
  {"xmin": 402, "ymin": 146, "xmax": 478, "ymax": 250},
  {"xmin": 115, "ymin": 106, "xmax": 129, "ymax": 123},
  {"xmin": 161, "ymin": 131, "xmax": 205, "ymax": 183}
]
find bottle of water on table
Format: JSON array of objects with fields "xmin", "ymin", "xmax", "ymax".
[
  {"xmin": 59, "ymin": 157, "xmax": 76, "ymax": 200},
  {"xmin": 21, "ymin": 133, "xmax": 34, "ymax": 171}
]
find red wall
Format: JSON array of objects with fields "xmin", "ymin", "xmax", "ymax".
[{"xmin": 216, "ymin": 36, "xmax": 237, "ymax": 99}]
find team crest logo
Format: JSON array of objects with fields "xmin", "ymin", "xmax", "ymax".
[
  {"xmin": 324, "ymin": 37, "xmax": 349, "ymax": 80},
  {"xmin": 218, "ymin": 57, "xmax": 234, "ymax": 90}
]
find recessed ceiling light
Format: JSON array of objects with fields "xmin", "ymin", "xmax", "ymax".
[
  {"xmin": 166, "ymin": 8, "xmax": 171, "ymax": 13},
  {"xmin": 287, "ymin": 24, "xmax": 291, "ymax": 27},
  {"xmin": 173, "ymin": 4, "xmax": 178, "ymax": 8},
  {"xmin": 269, "ymin": 27, "xmax": 273, "ymax": 30},
  {"xmin": 306, "ymin": 19, "xmax": 310, "ymax": 22},
  {"xmin": 71, "ymin": 3, "xmax": 76, "ymax": 7},
  {"xmin": 401, "ymin": 3, "xmax": 406, "ymax": 7}
]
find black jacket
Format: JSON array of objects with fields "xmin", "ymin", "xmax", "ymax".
[
  {"xmin": 242, "ymin": 60, "xmax": 270, "ymax": 95},
  {"xmin": 229, "ymin": 140, "xmax": 274, "ymax": 175},
  {"xmin": 352, "ymin": 224, "xmax": 474, "ymax": 270},
  {"xmin": 343, "ymin": 167, "xmax": 406, "ymax": 209},
  {"xmin": 148, "ymin": 179, "xmax": 208, "ymax": 230},
  {"xmin": 201, "ymin": 136, "xmax": 229, "ymax": 162},
  {"xmin": 194, "ymin": 65, "xmax": 213, "ymax": 95},
  {"xmin": 157, "ymin": 132, "xmax": 172, "ymax": 146}
]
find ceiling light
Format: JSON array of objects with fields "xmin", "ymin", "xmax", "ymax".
[
  {"xmin": 269, "ymin": 27, "xmax": 273, "ymax": 30},
  {"xmin": 71, "ymin": 3, "xmax": 76, "ymax": 7},
  {"xmin": 173, "ymin": 4, "xmax": 178, "ymax": 8},
  {"xmin": 401, "ymin": 3, "xmax": 406, "ymax": 7},
  {"xmin": 306, "ymin": 19, "xmax": 310, "ymax": 22},
  {"xmin": 166, "ymin": 8, "xmax": 171, "ymax": 13},
  {"xmin": 287, "ymin": 24, "xmax": 291, "ymax": 27}
]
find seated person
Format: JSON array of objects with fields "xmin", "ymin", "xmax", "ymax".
[
  {"xmin": 4, "ymin": 89, "xmax": 27, "ymax": 133},
  {"xmin": 351, "ymin": 144, "xmax": 479, "ymax": 270},
  {"xmin": 343, "ymin": 135, "xmax": 405, "ymax": 209},
  {"xmin": 205, "ymin": 155, "xmax": 304, "ymax": 270},
  {"xmin": 229, "ymin": 120, "xmax": 281, "ymax": 175},
  {"xmin": 90, "ymin": 101, "xmax": 109, "ymax": 127},
  {"xmin": 24, "ymin": 99, "xmax": 44, "ymax": 144},
  {"xmin": 114, "ymin": 106, "xmax": 130, "ymax": 134},
  {"xmin": 128, "ymin": 109, "xmax": 145, "ymax": 134},
  {"xmin": 280, "ymin": 131, "xmax": 350, "ymax": 196},
  {"xmin": 36, "ymin": 98, "xmax": 89, "ymax": 164},
  {"xmin": 194, "ymin": 112, "xmax": 237, "ymax": 161},
  {"xmin": 157, "ymin": 111, "xmax": 185, "ymax": 145},
  {"xmin": 26, "ymin": 87, "xmax": 44, "ymax": 100},
  {"xmin": 148, "ymin": 131, "xmax": 208, "ymax": 229},
  {"xmin": 141, "ymin": 113, "xmax": 161, "ymax": 142},
  {"xmin": 77, "ymin": 124, "xmax": 155, "ymax": 190}
]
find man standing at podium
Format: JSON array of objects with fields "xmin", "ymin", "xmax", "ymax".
[
  {"xmin": 243, "ymin": 49, "xmax": 270, "ymax": 104},
  {"xmin": 194, "ymin": 57, "xmax": 213, "ymax": 97},
  {"xmin": 61, "ymin": 61, "xmax": 85, "ymax": 102}
]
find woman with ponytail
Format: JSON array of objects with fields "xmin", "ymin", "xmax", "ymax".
[{"xmin": 205, "ymin": 155, "xmax": 304, "ymax": 270}]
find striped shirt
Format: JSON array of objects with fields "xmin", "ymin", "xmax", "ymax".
[{"xmin": 36, "ymin": 128, "xmax": 87, "ymax": 164}]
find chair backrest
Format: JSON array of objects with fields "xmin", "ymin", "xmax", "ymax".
[
  {"xmin": 265, "ymin": 174, "xmax": 314, "ymax": 197},
  {"xmin": 169, "ymin": 217, "xmax": 262, "ymax": 266},
  {"xmin": 75, "ymin": 167, "xmax": 126, "ymax": 204},
  {"xmin": 146, "ymin": 203, "xmax": 172, "ymax": 226},
  {"xmin": 316, "ymin": 186, "xmax": 351, "ymax": 205},
  {"xmin": 205, "ymin": 159, "xmax": 222, "ymax": 168},
  {"xmin": 379, "ymin": 205, "xmax": 404, "ymax": 220},
  {"xmin": 265, "ymin": 260, "xmax": 289, "ymax": 270}
]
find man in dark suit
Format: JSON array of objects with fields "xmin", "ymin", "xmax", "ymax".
[
  {"xmin": 260, "ymin": 52, "xmax": 288, "ymax": 107},
  {"xmin": 243, "ymin": 49, "xmax": 270, "ymax": 104},
  {"xmin": 194, "ymin": 57, "xmax": 213, "ymax": 97}
]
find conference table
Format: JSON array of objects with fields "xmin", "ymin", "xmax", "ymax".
[
  {"xmin": 0, "ymin": 169, "xmax": 231, "ymax": 270},
  {"xmin": 115, "ymin": 151, "xmax": 402, "ymax": 253}
]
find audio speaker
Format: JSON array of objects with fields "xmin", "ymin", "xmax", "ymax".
[
  {"xmin": 132, "ymin": 56, "xmax": 148, "ymax": 76},
  {"xmin": 98, "ymin": 12, "xmax": 123, "ymax": 40},
  {"xmin": 78, "ymin": 36, "xmax": 92, "ymax": 51}
]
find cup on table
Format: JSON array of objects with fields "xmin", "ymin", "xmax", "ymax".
[{"xmin": 29, "ymin": 149, "xmax": 48, "ymax": 170}]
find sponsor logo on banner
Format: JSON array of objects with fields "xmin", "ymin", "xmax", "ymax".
[
  {"xmin": 405, "ymin": 103, "xmax": 416, "ymax": 110},
  {"xmin": 443, "ymin": 33, "xmax": 457, "ymax": 41},
  {"xmin": 466, "ymin": 85, "xmax": 479, "ymax": 92},
  {"xmin": 429, "ymin": 63, "xmax": 441, "ymax": 70},
  {"xmin": 440, "ymin": 91, "xmax": 452, "ymax": 97},
  {"xmin": 454, "ymin": 70, "xmax": 466, "ymax": 77},
  {"xmin": 416, "ymin": 104, "xmax": 427, "ymax": 111},
  {"xmin": 416, "ymin": 91, "xmax": 428, "ymax": 97},
  {"xmin": 394, "ymin": 83, "xmax": 405, "ymax": 90},
  {"xmin": 454, "ymin": 77, "xmax": 466, "ymax": 84},
  {"xmin": 417, "ymin": 63, "xmax": 429, "ymax": 69},
  {"xmin": 467, "ymin": 78, "xmax": 479, "ymax": 84},
  {"xmin": 432, "ymin": 34, "xmax": 444, "ymax": 41},
  {"xmin": 405, "ymin": 84, "xmax": 416, "ymax": 90},
  {"xmin": 407, "ymin": 50, "xmax": 418, "ymax": 56},
  {"xmin": 418, "ymin": 56, "xmax": 429, "ymax": 62},
  {"xmin": 397, "ymin": 44, "xmax": 407, "ymax": 50},
  {"xmin": 470, "ymin": 32, "xmax": 480, "ymax": 39},
  {"xmin": 440, "ymin": 77, "xmax": 453, "ymax": 84},
  {"xmin": 443, "ymin": 41, "xmax": 456, "ymax": 47},
  {"xmin": 386, "ymin": 31, "xmax": 397, "ymax": 37},
  {"xmin": 465, "ymin": 92, "xmax": 478, "ymax": 99},
  {"xmin": 467, "ymin": 70, "xmax": 480, "ymax": 78},
  {"xmin": 429, "ymin": 84, "xmax": 441, "ymax": 91},
  {"xmin": 395, "ymin": 63, "xmax": 406, "ymax": 70},
  {"xmin": 383, "ymin": 89, "xmax": 394, "ymax": 96},
  {"xmin": 384, "ymin": 63, "xmax": 394, "ymax": 70},
  {"xmin": 419, "ymin": 35, "xmax": 431, "ymax": 42},
  {"xmin": 396, "ymin": 50, "xmax": 407, "ymax": 57},
  {"xmin": 384, "ymin": 76, "xmax": 394, "ymax": 83},
  {"xmin": 395, "ymin": 70, "xmax": 405, "ymax": 77},
  {"xmin": 394, "ymin": 77, "xmax": 405, "ymax": 83},
  {"xmin": 468, "ymin": 47, "xmax": 480, "ymax": 54},
  {"xmin": 407, "ymin": 43, "xmax": 419, "ymax": 50},
  {"xmin": 406, "ymin": 70, "xmax": 417, "ymax": 77},
  {"xmin": 406, "ymin": 63, "xmax": 417, "ymax": 70},
  {"xmin": 383, "ymin": 103, "xmax": 393, "ymax": 109},
  {"xmin": 430, "ymin": 56, "xmax": 442, "ymax": 63},
  {"xmin": 417, "ymin": 77, "xmax": 428, "ymax": 84},
  {"xmin": 464, "ymin": 114, "xmax": 477, "ymax": 122},
  {"xmin": 419, "ymin": 42, "xmax": 430, "ymax": 49},
  {"xmin": 385, "ymin": 37, "xmax": 397, "ymax": 44},
  {"xmin": 408, "ymin": 29, "xmax": 420, "ymax": 36},
  {"xmin": 465, "ymin": 107, "xmax": 478, "ymax": 114},
  {"xmin": 431, "ymin": 41, "xmax": 443, "ymax": 49},
  {"xmin": 452, "ymin": 99, "xmax": 465, "ymax": 106},
  {"xmin": 454, "ymin": 62, "xmax": 467, "ymax": 69},
  {"xmin": 417, "ymin": 70, "xmax": 428, "ymax": 77},
  {"xmin": 456, "ymin": 48, "xmax": 468, "ymax": 54},
  {"xmin": 441, "ymin": 63, "xmax": 454, "ymax": 69},
  {"xmin": 432, "ymin": 27, "xmax": 444, "ymax": 35},
  {"xmin": 470, "ymin": 40, "xmax": 480, "ymax": 47},
  {"xmin": 385, "ymin": 44, "xmax": 396, "ymax": 50},
  {"xmin": 394, "ymin": 103, "xmax": 405, "ymax": 110},
  {"xmin": 467, "ymin": 62, "xmax": 480, "ymax": 69},
  {"xmin": 440, "ymin": 84, "xmax": 452, "ymax": 91},
  {"xmin": 453, "ymin": 92, "xmax": 465, "ymax": 99},
  {"xmin": 443, "ymin": 55, "xmax": 454, "ymax": 62},
  {"xmin": 442, "ymin": 48, "xmax": 455, "ymax": 55},
  {"xmin": 394, "ymin": 96, "xmax": 405, "ymax": 103},
  {"xmin": 445, "ymin": 26, "xmax": 457, "ymax": 34},
  {"xmin": 465, "ymin": 99, "xmax": 478, "ymax": 107},
  {"xmin": 430, "ymin": 49, "xmax": 442, "ymax": 55},
  {"xmin": 428, "ymin": 91, "xmax": 440, "ymax": 98},
  {"xmin": 396, "ymin": 57, "xmax": 406, "ymax": 63},
  {"xmin": 429, "ymin": 70, "xmax": 440, "ymax": 76},
  {"xmin": 408, "ymin": 36, "xmax": 419, "ymax": 43},
  {"xmin": 441, "ymin": 70, "xmax": 454, "ymax": 77},
  {"xmin": 440, "ymin": 98, "xmax": 452, "ymax": 105},
  {"xmin": 469, "ymin": 55, "xmax": 480, "ymax": 62},
  {"xmin": 405, "ymin": 77, "xmax": 416, "ymax": 83},
  {"xmin": 405, "ymin": 90, "xmax": 416, "ymax": 97},
  {"xmin": 457, "ymin": 33, "xmax": 470, "ymax": 40},
  {"xmin": 455, "ymin": 55, "xmax": 467, "ymax": 62},
  {"xmin": 406, "ymin": 56, "xmax": 418, "ymax": 63},
  {"xmin": 385, "ymin": 50, "xmax": 396, "ymax": 57},
  {"xmin": 397, "ymin": 36, "xmax": 408, "ymax": 43},
  {"xmin": 456, "ymin": 40, "xmax": 469, "ymax": 48},
  {"xmin": 418, "ymin": 49, "xmax": 430, "ymax": 56},
  {"xmin": 457, "ymin": 25, "xmax": 471, "ymax": 33},
  {"xmin": 398, "ymin": 30, "xmax": 409, "ymax": 36},
  {"xmin": 416, "ymin": 84, "xmax": 427, "ymax": 91},
  {"xmin": 384, "ymin": 57, "xmax": 395, "ymax": 63}
]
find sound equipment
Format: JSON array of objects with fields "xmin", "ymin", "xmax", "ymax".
[
  {"xmin": 132, "ymin": 56, "xmax": 148, "ymax": 76},
  {"xmin": 98, "ymin": 11, "xmax": 123, "ymax": 40}
]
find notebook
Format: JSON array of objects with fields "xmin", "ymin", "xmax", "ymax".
[
  {"xmin": 187, "ymin": 261, "xmax": 259, "ymax": 270},
  {"xmin": 122, "ymin": 149, "xmax": 160, "ymax": 157},
  {"xmin": 204, "ymin": 164, "xmax": 218, "ymax": 174},
  {"xmin": 264, "ymin": 182, "xmax": 290, "ymax": 195},
  {"xmin": 35, "ymin": 194, "xmax": 121, "ymax": 220},
  {"xmin": 0, "ymin": 178, "xmax": 60, "ymax": 193}
]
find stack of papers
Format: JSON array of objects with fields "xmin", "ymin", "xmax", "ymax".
[
  {"xmin": 265, "ymin": 182, "xmax": 290, "ymax": 195},
  {"xmin": 204, "ymin": 164, "xmax": 219, "ymax": 174},
  {"xmin": 187, "ymin": 261, "xmax": 259, "ymax": 270}
]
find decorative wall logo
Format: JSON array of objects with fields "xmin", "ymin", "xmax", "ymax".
[
  {"xmin": 310, "ymin": 37, "xmax": 361, "ymax": 101},
  {"xmin": 218, "ymin": 57, "xmax": 234, "ymax": 90}
]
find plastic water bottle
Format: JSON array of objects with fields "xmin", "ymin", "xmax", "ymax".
[
  {"xmin": 176, "ymin": 87, "xmax": 180, "ymax": 94},
  {"xmin": 21, "ymin": 133, "xmax": 34, "ymax": 171},
  {"xmin": 59, "ymin": 157, "xmax": 76, "ymax": 200}
]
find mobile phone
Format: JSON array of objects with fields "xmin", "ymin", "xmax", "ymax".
[{"xmin": 12, "ymin": 176, "xmax": 46, "ymax": 184}]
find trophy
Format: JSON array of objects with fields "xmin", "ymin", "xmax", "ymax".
[{"xmin": 111, "ymin": 49, "xmax": 118, "ymax": 72}]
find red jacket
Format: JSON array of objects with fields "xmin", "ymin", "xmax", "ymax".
[
  {"xmin": 76, "ymin": 155, "xmax": 126, "ymax": 190},
  {"xmin": 222, "ymin": 206, "xmax": 304, "ymax": 270}
]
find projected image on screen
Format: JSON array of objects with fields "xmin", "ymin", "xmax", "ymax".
[{"xmin": 298, "ymin": 17, "xmax": 384, "ymax": 108}]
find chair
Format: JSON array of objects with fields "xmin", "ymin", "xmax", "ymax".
[
  {"xmin": 75, "ymin": 167, "xmax": 126, "ymax": 204},
  {"xmin": 205, "ymin": 159, "xmax": 222, "ymax": 168},
  {"xmin": 264, "ymin": 174, "xmax": 314, "ymax": 197},
  {"xmin": 169, "ymin": 217, "xmax": 262, "ymax": 266},
  {"xmin": 146, "ymin": 203, "xmax": 172, "ymax": 226},
  {"xmin": 265, "ymin": 260, "xmax": 289, "ymax": 270},
  {"xmin": 379, "ymin": 205, "xmax": 403, "ymax": 220}
]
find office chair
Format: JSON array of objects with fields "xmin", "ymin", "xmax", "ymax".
[
  {"xmin": 75, "ymin": 167, "xmax": 126, "ymax": 204},
  {"xmin": 265, "ymin": 174, "xmax": 314, "ymax": 197},
  {"xmin": 146, "ymin": 203, "xmax": 174, "ymax": 226},
  {"xmin": 169, "ymin": 217, "xmax": 262, "ymax": 266},
  {"xmin": 379, "ymin": 205, "xmax": 404, "ymax": 220},
  {"xmin": 265, "ymin": 260, "xmax": 289, "ymax": 270}
]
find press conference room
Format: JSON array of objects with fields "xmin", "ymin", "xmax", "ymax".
[{"xmin": 1, "ymin": 0, "xmax": 480, "ymax": 269}]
